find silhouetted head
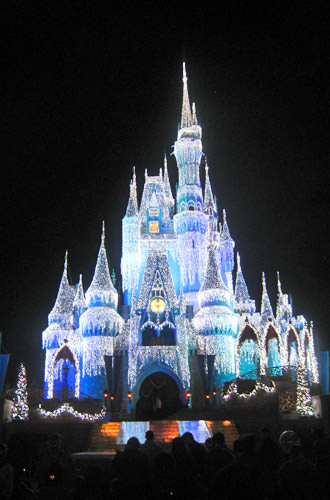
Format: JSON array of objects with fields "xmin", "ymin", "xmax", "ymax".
[
  {"xmin": 145, "ymin": 430, "xmax": 154, "ymax": 441},
  {"xmin": 212, "ymin": 432, "xmax": 225, "ymax": 447},
  {"xmin": 182, "ymin": 432, "xmax": 194, "ymax": 445},
  {"xmin": 126, "ymin": 437, "xmax": 140, "ymax": 451}
]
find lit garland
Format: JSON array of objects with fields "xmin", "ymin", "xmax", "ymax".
[
  {"xmin": 223, "ymin": 379, "xmax": 276, "ymax": 401},
  {"xmin": 11, "ymin": 363, "xmax": 29, "ymax": 421},
  {"xmin": 38, "ymin": 403, "xmax": 105, "ymax": 421}
]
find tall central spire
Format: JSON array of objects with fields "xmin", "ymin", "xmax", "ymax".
[{"xmin": 181, "ymin": 62, "xmax": 192, "ymax": 128}]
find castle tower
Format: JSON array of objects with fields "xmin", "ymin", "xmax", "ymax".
[
  {"xmin": 193, "ymin": 244, "xmax": 238, "ymax": 390},
  {"xmin": 42, "ymin": 252, "xmax": 79, "ymax": 399},
  {"xmin": 173, "ymin": 63, "xmax": 208, "ymax": 300},
  {"xmin": 121, "ymin": 168, "xmax": 140, "ymax": 306},
  {"xmin": 79, "ymin": 223, "xmax": 123, "ymax": 398}
]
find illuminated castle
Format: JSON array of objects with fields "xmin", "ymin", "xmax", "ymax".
[{"xmin": 42, "ymin": 64, "xmax": 319, "ymax": 416}]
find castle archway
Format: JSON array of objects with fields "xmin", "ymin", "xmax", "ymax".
[
  {"xmin": 48, "ymin": 344, "xmax": 80, "ymax": 399},
  {"xmin": 135, "ymin": 371, "xmax": 183, "ymax": 419}
]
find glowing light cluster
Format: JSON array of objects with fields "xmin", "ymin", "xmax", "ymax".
[
  {"xmin": 296, "ymin": 365, "xmax": 314, "ymax": 416},
  {"xmin": 38, "ymin": 403, "xmax": 105, "ymax": 421},
  {"xmin": 223, "ymin": 379, "xmax": 276, "ymax": 401},
  {"xmin": 11, "ymin": 363, "xmax": 29, "ymax": 421}
]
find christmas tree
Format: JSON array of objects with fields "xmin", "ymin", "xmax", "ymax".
[
  {"xmin": 11, "ymin": 363, "xmax": 29, "ymax": 420},
  {"xmin": 296, "ymin": 364, "xmax": 314, "ymax": 416}
]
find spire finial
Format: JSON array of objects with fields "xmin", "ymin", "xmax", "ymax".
[
  {"xmin": 277, "ymin": 271, "xmax": 282, "ymax": 294},
  {"xmin": 262, "ymin": 271, "xmax": 266, "ymax": 288},
  {"xmin": 145, "ymin": 168, "xmax": 148, "ymax": 180},
  {"xmin": 237, "ymin": 252, "xmax": 241, "ymax": 271},
  {"xmin": 192, "ymin": 102, "xmax": 198, "ymax": 125},
  {"xmin": 102, "ymin": 220, "xmax": 105, "ymax": 243},
  {"xmin": 181, "ymin": 62, "xmax": 192, "ymax": 128},
  {"xmin": 223, "ymin": 208, "xmax": 227, "ymax": 223},
  {"xmin": 164, "ymin": 153, "xmax": 167, "ymax": 170},
  {"xmin": 64, "ymin": 250, "xmax": 68, "ymax": 270}
]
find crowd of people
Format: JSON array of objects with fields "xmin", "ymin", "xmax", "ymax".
[{"xmin": 0, "ymin": 426, "xmax": 329, "ymax": 499}]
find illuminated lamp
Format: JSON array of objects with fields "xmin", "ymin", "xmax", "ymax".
[
  {"xmin": 212, "ymin": 388, "xmax": 217, "ymax": 396},
  {"xmin": 104, "ymin": 390, "xmax": 108, "ymax": 398},
  {"xmin": 110, "ymin": 393, "xmax": 115, "ymax": 401},
  {"xmin": 205, "ymin": 394, "xmax": 210, "ymax": 399},
  {"xmin": 127, "ymin": 392, "xmax": 132, "ymax": 400},
  {"xmin": 222, "ymin": 420, "xmax": 231, "ymax": 426}
]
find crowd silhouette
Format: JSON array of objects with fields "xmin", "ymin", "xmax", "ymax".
[{"xmin": 1, "ymin": 426, "xmax": 329, "ymax": 499}]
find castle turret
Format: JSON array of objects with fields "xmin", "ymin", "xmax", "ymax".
[
  {"xmin": 173, "ymin": 63, "xmax": 208, "ymax": 298},
  {"xmin": 193, "ymin": 245, "xmax": 238, "ymax": 390},
  {"xmin": 163, "ymin": 154, "xmax": 175, "ymax": 214},
  {"xmin": 174, "ymin": 63, "xmax": 203, "ymax": 212},
  {"xmin": 220, "ymin": 209, "xmax": 235, "ymax": 293},
  {"xmin": 276, "ymin": 272, "xmax": 292, "ymax": 321},
  {"xmin": 80, "ymin": 223, "xmax": 123, "ymax": 397},
  {"xmin": 73, "ymin": 274, "xmax": 87, "ymax": 328},
  {"xmin": 121, "ymin": 169, "xmax": 141, "ymax": 305}
]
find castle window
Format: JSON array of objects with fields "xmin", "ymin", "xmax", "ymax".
[
  {"xmin": 149, "ymin": 221, "xmax": 159, "ymax": 233},
  {"xmin": 149, "ymin": 208, "xmax": 159, "ymax": 217}
]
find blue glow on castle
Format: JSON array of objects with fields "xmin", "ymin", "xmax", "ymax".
[{"xmin": 42, "ymin": 64, "xmax": 319, "ymax": 416}]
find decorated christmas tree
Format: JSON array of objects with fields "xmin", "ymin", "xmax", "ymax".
[
  {"xmin": 11, "ymin": 363, "xmax": 29, "ymax": 420},
  {"xmin": 296, "ymin": 364, "xmax": 314, "ymax": 416}
]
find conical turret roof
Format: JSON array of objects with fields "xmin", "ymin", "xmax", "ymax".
[
  {"xmin": 125, "ymin": 167, "xmax": 138, "ymax": 217},
  {"xmin": 49, "ymin": 251, "xmax": 75, "ymax": 324},
  {"xmin": 163, "ymin": 154, "xmax": 174, "ymax": 208},
  {"xmin": 73, "ymin": 274, "xmax": 87, "ymax": 310},
  {"xmin": 203, "ymin": 161, "xmax": 216, "ymax": 214},
  {"xmin": 199, "ymin": 245, "xmax": 231, "ymax": 309},
  {"xmin": 276, "ymin": 271, "xmax": 292, "ymax": 320},
  {"xmin": 86, "ymin": 222, "xmax": 118, "ymax": 309},
  {"xmin": 261, "ymin": 272, "xmax": 274, "ymax": 323},
  {"xmin": 234, "ymin": 253, "xmax": 251, "ymax": 303},
  {"xmin": 221, "ymin": 209, "xmax": 233, "ymax": 242}
]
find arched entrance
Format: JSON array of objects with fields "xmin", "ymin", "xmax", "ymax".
[
  {"xmin": 48, "ymin": 344, "xmax": 80, "ymax": 399},
  {"xmin": 136, "ymin": 372, "xmax": 183, "ymax": 419}
]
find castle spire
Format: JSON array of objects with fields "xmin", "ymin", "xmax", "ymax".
[
  {"xmin": 49, "ymin": 251, "xmax": 75, "ymax": 323},
  {"xmin": 126, "ymin": 167, "xmax": 139, "ymax": 217},
  {"xmin": 203, "ymin": 160, "xmax": 216, "ymax": 214},
  {"xmin": 261, "ymin": 272, "xmax": 274, "ymax": 322},
  {"xmin": 181, "ymin": 62, "xmax": 192, "ymax": 128},
  {"xmin": 234, "ymin": 253, "xmax": 251, "ymax": 303},
  {"xmin": 276, "ymin": 271, "xmax": 292, "ymax": 320},
  {"xmin": 86, "ymin": 222, "xmax": 118, "ymax": 309},
  {"xmin": 221, "ymin": 209, "xmax": 233, "ymax": 241},
  {"xmin": 73, "ymin": 274, "xmax": 87, "ymax": 310},
  {"xmin": 163, "ymin": 153, "xmax": 174, "ymax": 208},
  {"xmin": 198, "ymin": 245, "xmax": 231, "ymax": 310}
]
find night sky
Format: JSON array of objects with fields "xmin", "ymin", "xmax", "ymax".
[{"xmin": 2, "ymin": 2, "xmax": 330, "ymax": 387}]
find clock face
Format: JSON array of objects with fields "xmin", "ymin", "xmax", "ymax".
[{"xmin": 150, "ymin": 297, "xmax": 166, "ymax": 314}]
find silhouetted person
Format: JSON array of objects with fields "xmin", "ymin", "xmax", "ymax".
[{"xmin": 141, "ymin": 430, "xmax": 161, "ymax": 463}]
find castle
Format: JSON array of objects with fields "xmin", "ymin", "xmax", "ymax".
[{"xmin": 42, "ymin": 64, "xmax": 319, "ymax": 416}]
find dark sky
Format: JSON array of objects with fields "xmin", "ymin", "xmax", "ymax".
[{"xmin": 2, "ymin": 1, "xmax": 330, "ymax": 386}]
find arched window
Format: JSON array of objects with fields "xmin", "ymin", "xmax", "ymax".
[{"xmin": 238, "ymin": 326, "xmax": 259, "ymax": 379}]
